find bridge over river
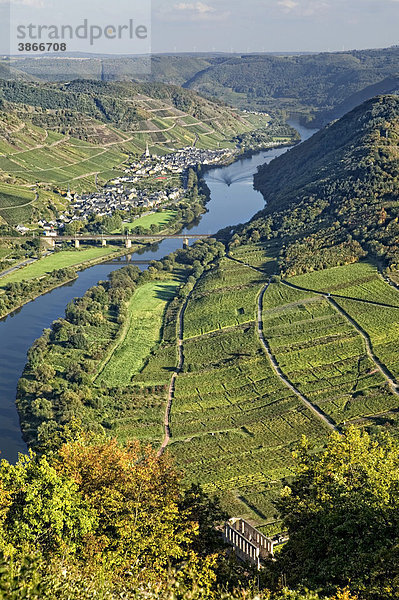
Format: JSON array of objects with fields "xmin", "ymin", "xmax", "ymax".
[{"xmin": 0, "ymin": 233, "xmax": 215, "ymax": 249}]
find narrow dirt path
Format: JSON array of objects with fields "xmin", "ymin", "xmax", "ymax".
[
  {"xmin": 225, "ymin": 255, "xmax": 338, "ymax": 431},
  {"xmin": 280, "ymin": 280, "xmax": 399, "ymax": 398},
  {"xmin": 257, "ymin": 281, "xmax": 338, "ymax": 432},
  {"xmin": 158, "ymin": 290, "xmax": 193, "ymax": 456},
  {"xmin": 327, "ymin": 296, "xmax": 399, "ymax": 398}
]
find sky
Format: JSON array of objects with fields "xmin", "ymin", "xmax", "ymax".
[
  {"xmin": 151, "ymin": 0, "xmax": 399, "ymax": 53},
  {"xmin": 0, "ymin": 0, "xmax": 398, "ymax": 56}
]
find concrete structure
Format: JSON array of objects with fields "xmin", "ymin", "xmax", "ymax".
[
  {"xmin": 125, "ymin": 239, "xmax": 132, "ymax": 248},
  {"xmin": 74, "ymin": 239, "xmax": 80, "ymax": 249},
  {"xmin": 42, "ymin": 237, "xmax": 56, "ymax": 249},
  {"xmin": 223, "ymin": 518, "xmax": 275, "ymax": 570}
]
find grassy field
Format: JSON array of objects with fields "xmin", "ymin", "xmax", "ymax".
[
  {"xmin": 0, "ymin": 246, "xmax": 120, "ymax": 288},
  {"xmin": 123, "ymin": 210, "xmax": 178, "ymax": 232},
  {"xmin": 96, "ymin": 279, "xmax": 181, "ymax": 387}
]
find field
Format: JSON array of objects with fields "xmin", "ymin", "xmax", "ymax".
[
  {"xmin": 96, "ymin": 279, "xmax": 181, "ymax": 387},
  {"xmin": 290, "ymin": 262, "xmax": 399, "ymax": 306},
  {"xmin": 0, "ymin": 246, "xmax": 120, "ymax": 288},
  {"xmin": 123, "ymin": 210, "xmax": 178, "ymax": 232},
  {"xmin": 157, "ymin": 247, "xmax": 399, "ymax": 525},
  {"xmin": 183, "ymin": 257, "xmax": 266, "ymax": 338},
  {"xmin": 0, "ymin": 183, "xmax": 36, "ymax": 224},
  {"xmin": 287, "ymin": 262, "xmax": 399, "ymax": 384},
  {"xmin": 335, "ymin": 299, "xmax": 399, "ymax": 381}
]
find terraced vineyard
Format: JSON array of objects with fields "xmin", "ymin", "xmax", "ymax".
[
  {"xmin": 287, "ymin": 263, "xmax": 399, "ymax": 388},
  {"xmin": 149, "ymin": 246, "xmax": 399, "ymax": 528},
  {"xmin": 0, "ymin": 85, "xmax": 272, "ymax": 225},
  {"xmin": 262, "ymin": 282, "xmax": 397, "ymax": 424},
  {"xmin": 165, "ymin": 255, "xmax": 330, "ymax": 529}
]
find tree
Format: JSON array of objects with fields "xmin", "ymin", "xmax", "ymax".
[
  {"xmin": 0, "ymin": 451, "xmax": 96, "ymax": 555},
  {"xmin": 56, "ymin": 437, "xmax": 203, "ymax": 583},
  {"xmin": 275, "ymin": 428, "xmax": 399, "ymax": 598}
]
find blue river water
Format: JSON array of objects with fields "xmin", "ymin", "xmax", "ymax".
[{"xmin": 0, "ymin": 121, "xmax": 317, "ymax": 462}]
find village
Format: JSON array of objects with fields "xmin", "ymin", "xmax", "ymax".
[{"xmin": 38, "ymin": 145, "xmax": 235, "ymax": 235}]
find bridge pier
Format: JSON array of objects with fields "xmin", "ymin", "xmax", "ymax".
[
  {"xmin": 74, "ymin": 239, "xmax": 80, "ymax": 249},
  {"xmin": 42, "ymin": 237, "xmax": 55, "ymax": 250},
  {"xmin": 101, "ymin": 238, "xmax": 107, "ymax": 247},
  {"xmin": 125, "ymin": 239, "xmax": 132, "ymax": 249},
  {"xmin": 183, "ymin": 237, "xmax": 189, "ymax": 249}
]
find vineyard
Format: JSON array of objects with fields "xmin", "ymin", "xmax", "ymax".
[
  {"xmin": 167, "ymin": 253, "xmax": 329, "ymax": 528},
  {"xmin": 262, "ymin": 282, "xmax": 397, "ymax": 424},
  {"xmin": 15, "ymin": 240, "xmax": 399, "ymax": 530},
  {"xmin": 162, "ymin": 245, "xmax": 399, "ymax": 527}
]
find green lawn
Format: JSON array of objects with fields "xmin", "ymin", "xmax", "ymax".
[
  {"xmin": 0, "ymin": 246, "xmax": 119, "ymax": 288},
  {"xmin": 96, "ymin": 279, "xmax": 180, "ymax": 387},
  {"xmin": 123, "ymin": 210, "xmax": 177, "ymax": 232}
]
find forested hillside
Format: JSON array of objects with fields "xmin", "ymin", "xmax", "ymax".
[
  {"xmin": 183, "ymin": 48, "xmax": 399, "ymax": 124},
  {"xmin": 5, "ymin": 46, "xmax": 399, "ymax": 124},
  {"xmin": 247, "ymin": 95, "xmax": 399, "ymax": 275}
]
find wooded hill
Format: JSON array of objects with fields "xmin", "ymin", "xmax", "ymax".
[
  {"xmin": 243, "ymin": 95, "xmax": 399, "ymax": 275},
  {"xmin": 5, "ymin": 46, "xmax": 399, "ymax": 124},
  {"xmin": 0, "ymin": 79, "xmax": 256, "ymax": 138}
]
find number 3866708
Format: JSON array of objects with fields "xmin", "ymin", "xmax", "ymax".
[{"xmin": 18, "ymin": 43, "xmax": 67, "ymax": 52}]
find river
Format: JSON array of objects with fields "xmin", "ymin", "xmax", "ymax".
[{"xmin": 0, "ymin": 121, "xmax": 317, "ymax": 462}]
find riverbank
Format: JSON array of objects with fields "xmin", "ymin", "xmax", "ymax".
[{"xmin": 0, "ymin": 246, "xmax": 138, "ymax": 321}]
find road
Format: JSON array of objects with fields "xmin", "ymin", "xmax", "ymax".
[
  {"xmin": 0, "ymin": 248, "xmax": 51, "ymax": 280},
  {"xmin": 0, "ymin": 257, "xmax": 38, "ymax": 279}
]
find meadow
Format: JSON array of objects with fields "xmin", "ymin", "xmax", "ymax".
[
  {"xmin": 96, "ymin": 279, "xmax": 181, "ymax": 387},
  {"xmin": 0, "ymin": 246, "xmax": 120, "ymax": 288},
  {"xmin": 123, "ymin": 210, "xmax": 177, "ymax": 232}
]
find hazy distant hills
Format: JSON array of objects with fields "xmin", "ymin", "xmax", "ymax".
[
  {"xmin": 3, "ymin": 46, "xmax": 399, "ymax": 124},
  {"xmin": 245, "ymin": 95, "xmax": 399, "ymax": 274}
]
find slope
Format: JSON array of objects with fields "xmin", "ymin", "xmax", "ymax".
[{"xmin": 244, "ymin": 95, "xmax": 399, "ymax": 275}]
